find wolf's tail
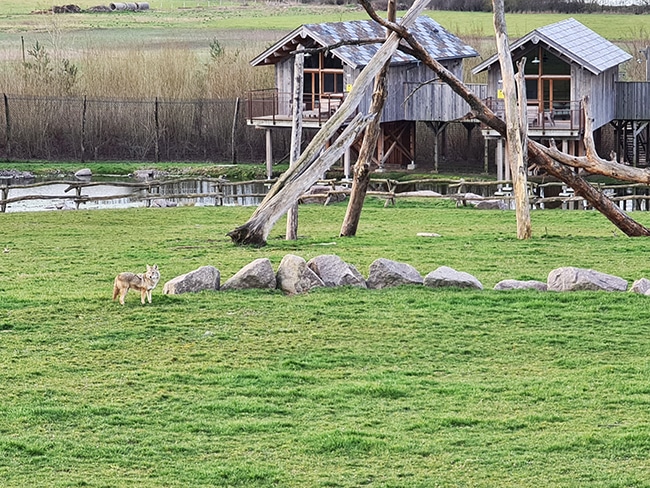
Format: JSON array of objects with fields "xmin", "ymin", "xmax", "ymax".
[{"xmin": 112, "ymin": 278, "xmax": 119, "ymax": 301}]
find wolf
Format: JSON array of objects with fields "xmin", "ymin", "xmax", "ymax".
[{"xmin": 112, "ymin": 264, "xmax": 160, "ymax": 305}]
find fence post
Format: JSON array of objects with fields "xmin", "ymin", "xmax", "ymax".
[
  {"xmin": 81, "ymin": 96, "xmax": 87, "ymax": 163},
  {"xmin": 231, "ymin": 97, "xmax": 240, "ymax": 164},
  {"xmin": 4, "ymin": 94, "xmax": 11, "ymax": 160},
  {"xmin": 154, "ymin": 97, "xmax": 160, "ymax": 163}
]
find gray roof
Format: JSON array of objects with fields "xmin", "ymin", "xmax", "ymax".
[
  {"xmin": 473, "ymin": 18, "xmax": 631, "ymax": 75},
  {"xmin": 251, "ymin": 16, "xmax": 478, "ymax": 69}
]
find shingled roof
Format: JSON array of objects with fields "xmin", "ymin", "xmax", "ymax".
[
  {"xmin": 472, "ymin": 18, "xmax": 631, "ymax": 75},
  {"xmin": 251, "ymin": 16, "xmax": 478, "ymax": 69}
]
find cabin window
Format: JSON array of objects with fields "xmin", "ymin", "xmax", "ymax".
[
  {"xmin": 302, "ymin": 52, "xmax": 345, "ymax": 110},
  {"xmin": 519, "ymin": 46, "xmax": 571, "ymax": 115}
]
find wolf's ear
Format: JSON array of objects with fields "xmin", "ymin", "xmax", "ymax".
[
  {"xmin": 146, "ymin": 264, "xmax": 152, "ymax": 271},
  {"xmin": 153, "ymin": 264, "xmax": 158, "ymax": 270}
]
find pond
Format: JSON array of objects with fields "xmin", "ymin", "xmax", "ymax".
[{"xmin": 0, "ymin": 177, "xmax": 271, "ymax": 213}]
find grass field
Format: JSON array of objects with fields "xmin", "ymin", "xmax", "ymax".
[{"xmin": 2, "ymin": 201, "xmax": 650, "ymax": 486}]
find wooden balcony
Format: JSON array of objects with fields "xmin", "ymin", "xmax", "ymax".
[
  {"xmin": 483, "ymin": 98, "xmax": 584, "ymax": 137},
  {"xmin": 246, "ymin": 89, "xmax": 349, "ymax": 129}
]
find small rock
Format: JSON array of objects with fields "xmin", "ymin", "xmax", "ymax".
[
  {"xmin": 74, "ymin": 168, "xmax": 92, "ymax": 179},
  {"xmin": 630, "ymin": 278, "xmax": 650, "ymax": 295},
  {"xmin": 416, "ymin": 232, "xmax": 442, "ymax": 238},
  {"xmin": 494, "ymin": 279, "xmax": 547, "ymax": 291}
]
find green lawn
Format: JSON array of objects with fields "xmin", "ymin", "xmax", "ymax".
[
  {"xmin": 2, "ymin": 201, "xmax": 650, "ymax": 486},
  {"xmin": 0, "ymin": 3, "xmax": 647, "ymax": 40}
]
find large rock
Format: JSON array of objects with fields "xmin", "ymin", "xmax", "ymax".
[
  {"xmin": 630, "ymin": 278, "xmax": 650, "ymax": 295},
  {"xmin": 276, "ymin": 254, "xmax": 325, "ymax": 294},
  {"xmin": 494, "ymin": 279, "xmax": 547, "ymax": 291},
  {"xmin": 307, "ymin": 254, "xmax": 366, "ymax": 288},
  {"xmin": 366, "ymin": 258, "xmax": 423, "ymax": 289},
  {"xmin": 547, "ymin": 267, "xmax": 627, "ymax": 292},
  {"xmin": 163, "ymin": 265, "xmax": 220, "ymax": 295},
  {"xmin": 423, "ymin": 266, "xmax": 483, "ymax": 290},
  {"xmin": 222, "ymin": 258, "xmax": 276, "ymax": 291}
]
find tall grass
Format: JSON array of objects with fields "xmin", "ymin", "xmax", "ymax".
[{"xmin": 0, "ymin": 40, "xmax": 274, "ymax": 98}]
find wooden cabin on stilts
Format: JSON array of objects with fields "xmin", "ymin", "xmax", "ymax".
[{"xmin": 246, "ymin": 16, "xmax": 483, "ymax": 175}]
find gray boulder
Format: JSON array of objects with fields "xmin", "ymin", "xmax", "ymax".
[
  {"xmin": 423, "ymin": 266, "xmax": 483, "ymax": 290},
  {"xmin": 163, "ymin": 265, "xmax": 220, "ymax": 295},
  {"xmin": 547, "ymin": 267, "xmax": 627, "ymax": 292},
  {"xmin": 222, "ymin": 258, "xmax": 276, "ymax": 291},
  {"xmin": 630, "ymin": 278, "xmax": 650, "ymax": 295},
  {"xmin": 276, "ymin": 254, "xmax": 325, "ymax": 294},
  {"xmin": 494, "ymin": 279, "xmax": 547, "ymax": 291},
  {"xmin": 366, "ymin": 258, "xmax": 423, "ymax": 289},
  {"xmin": 307, "ymin": 254, "xmax": 366, "ymax": 288}
]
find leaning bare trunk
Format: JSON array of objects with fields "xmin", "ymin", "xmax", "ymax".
[
  {"xmin": 492, "ymin": 0, "xmax": 531, "ymax": 239},
  {"xmin": 358, "ymin": 0, "xmax": 650, "ymax": 237},
  {"xmin": 228, "ymin": 0, "xmax": 431, "ymax": 246}
]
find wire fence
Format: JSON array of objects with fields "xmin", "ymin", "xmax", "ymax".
[{"xmin": 0, "ymin": 94, "xmax": 281, "ymax": 163}]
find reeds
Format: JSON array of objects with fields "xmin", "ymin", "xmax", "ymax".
[{"xmin": 0, "ymin": 38, "xmax": 274, "ymax": 99}]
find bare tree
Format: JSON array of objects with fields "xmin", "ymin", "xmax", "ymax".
[
  {"xmin": 339, "ymin": 0, "xmax": 396, "ymax": 238},
  {"xmin": 359, "ymin": 0, "xmax": 650, "ymax": 237}
]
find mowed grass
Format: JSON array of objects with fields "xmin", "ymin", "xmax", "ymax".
[
  {"xmin": 2, "ymin": 200, "xmax": 650, "ymax": 486},
  {"xmin": 0, "ymin": 2, "xmax": 647, "ymax": 40}
]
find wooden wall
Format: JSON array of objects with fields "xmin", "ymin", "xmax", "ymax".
[
  {"xmin": 573, "ymin": 65, "xmax": 619, "ymax": 130},
  {"xmin": 616, "ymin": 82, "xmax": 650, "ymax": 120}
]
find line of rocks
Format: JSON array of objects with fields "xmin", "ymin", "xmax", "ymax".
[{"xmin": 161, "ymin": 254, "xmax": 650, "ymax": 296}]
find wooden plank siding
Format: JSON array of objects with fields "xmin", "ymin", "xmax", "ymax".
[
  {"xmin": 572, "ymin": 65, "xmax": 619, "ymax": 130},
  {"xmin": 616, "ymin": 82, "xmax": 650, "ymax": 120},
  {"xmin": 404, "ymin": 83, "xmax": 488, "ymax": 122}
]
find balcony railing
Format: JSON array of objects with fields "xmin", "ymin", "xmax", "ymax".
[
  {"xmin": 484, "ymin": 98, "xmax": 584, "ymax": 132},
  {"xmin": 246, "ymin": 89, "xmax": 347, "ymax": 125}
]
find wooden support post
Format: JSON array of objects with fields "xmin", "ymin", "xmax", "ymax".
[
  {"xmin": 154, "ymin": 97, "xmax": 160, "ymax": 163},
  {"xmin": 81, "ymin": 96, "xmax": 87, "ymax": 164},
  {"xmin": 344, "ymin": 147, "xmax": 351, "ymax": 180},
  {"xmin": 231, "ymin": 97, "xmax": 240, "ymax": 164},
  {"xmin": 265, "ymin": 129, "xmax": 273, "ymax": 179},
  {"xmin": 496, "ymin": 138, "xmax": 504, "ymax": 186},
  {"xmin": 4, "ymin": 94, "xmax": 11, "ymax": 160},
  {"xmin": 483, "ymin": 138, "xmax": 489, "ymax": 174}
]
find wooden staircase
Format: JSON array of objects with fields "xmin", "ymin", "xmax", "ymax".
[{"xmin": 619, "ymin": 121, "xmax": 649, "ymax": 167}]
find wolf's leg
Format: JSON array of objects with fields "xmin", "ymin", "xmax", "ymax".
[
  {"xmin": 146, "ymin": 290, "xmax": 152, "ymax": 304},
  {"xmin": 119, "ymin": 287, "xmax": 128, "ymax": 305},
  {"xmin": 140, "ymin": 289, "xmax": 146, "ymax": 304}
]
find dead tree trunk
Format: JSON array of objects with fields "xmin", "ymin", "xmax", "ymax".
[
  {"xmin": 286, "ymin": 46, "xmax": 305, "ymax": 241},
  {"xmin": 359, "ymin": 1, "xmax": 650, "ymax": 237},
  {"xmin": 492, "ymin": 0, "xmax": 531, "ymax": 239},
  {"xmin": 340, "ymin": 0, "xmax": 396, "ymax": 237},
  {"xmin": 227, "ymin": 0, "xmax": 431, "ymax": 246}
]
